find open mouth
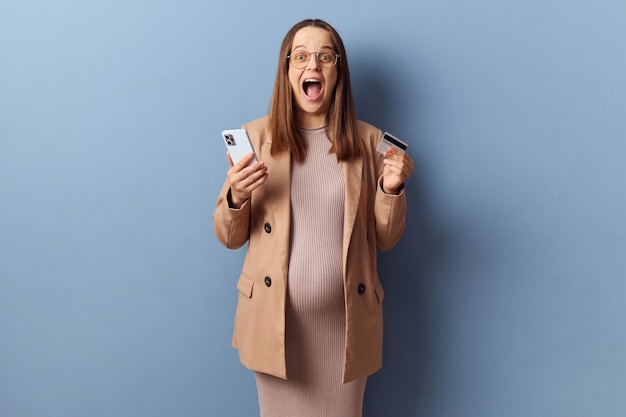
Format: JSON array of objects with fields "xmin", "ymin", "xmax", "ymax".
[{"xmin": 303, "ymin": 78, "xmax": 323, "ymax": 100}]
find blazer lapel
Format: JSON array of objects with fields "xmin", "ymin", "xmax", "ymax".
[
  {"xmin": 262, "ymin": 142, "xmax": 291, "ymax": 274},
  {"xmin": 342, "ymin": 156, "xmax": 363, "ymax": 271}
]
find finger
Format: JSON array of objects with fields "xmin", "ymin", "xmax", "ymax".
[
  {"xmin": 383, "ymin": 157, "xmax": 405, "ymax": 171},
  {"xmin": 249, "ymin": 171, "xmax": 268, "ymax": 188},
  {"xmin": 384, "ymin": 165, "xmax": 404, "ymax": 178},
  {"xmin": 239, "ymin": 160, "xmax": 266, "ymax": 180},
  {"xmin": 383, "ymin": 148, "xmax": 396, "ymax": 160},
  {"xmin": 385, "ymin": 153, "xmax": 409, "ymax": 169},
  {"xmin": 385, "ymin": 152, "xmax": 414, "ymax": 172},
  {"xmin": 228, "ymin": 155, "xmax": 261, "ymax": 182},
  {"xmin": 384, "ymin": 160, "xmax": 412, "ymax": 181},
  {"xmin": 232, "ymin": 163, "xmax": 267, "ymax": 189},
  {"xmin": 232, "ymin": 170, "xmax": 268, "ymax": 201}
]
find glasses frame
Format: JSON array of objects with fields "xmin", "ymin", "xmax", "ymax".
[{"xmin": 286, "ymin": 49, "xmax": 340, "ymax": 69}]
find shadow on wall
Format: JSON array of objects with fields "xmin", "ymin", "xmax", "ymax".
[{"xmin": 352, "ymin": 56, "xmax": 451, "ymax": 416}]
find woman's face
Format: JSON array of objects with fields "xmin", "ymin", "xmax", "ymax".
[{"xmin": 288, "ymin": 26, "xmax": 338, "ymax": 128}]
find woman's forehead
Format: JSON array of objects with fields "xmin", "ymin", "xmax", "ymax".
[{"xmin": 291, "ymin": 27, "xmax": 333, "ymax": 50}]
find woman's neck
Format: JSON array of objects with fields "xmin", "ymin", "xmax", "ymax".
[{"xmin": 295, "ymin": 112, "xmax": 327, "ymax": 129}]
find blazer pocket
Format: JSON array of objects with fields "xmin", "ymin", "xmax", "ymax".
[
  {"xmin": 374, "ymin": 281, "xmax": 385, "ymax": 304},
  {"xmin": 236, "ymin": 274, "xmax": 254, "ymax": 298}
]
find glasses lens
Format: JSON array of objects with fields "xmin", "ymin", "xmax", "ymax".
[
  {"xmin": 318, "ymin": 49, "xmax": 336, "ymax": 67},
  {"xmin": 290, "ymin": 50, "xmax": 310, "ymax": 68}
]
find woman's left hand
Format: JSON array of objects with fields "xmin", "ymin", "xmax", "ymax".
[{"xmin": 382, "ymin": 148, "xmax": 414, "ymax": 194}]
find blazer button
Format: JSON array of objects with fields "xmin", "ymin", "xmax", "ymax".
[
  {"xmin": 264, "ymin": 276, "xmax": 272, "ymax": 287},
  {"xmin": 357, "ymin": 284, "xmax": 366, "ymax": 295},
  {"xmin": 264, "ymin": 223, "xmax": 272, "ymax": 233}
]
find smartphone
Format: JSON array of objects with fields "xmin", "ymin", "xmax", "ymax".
[
  {"xmin": 376, "ymin": 131, "xmax": 408, "ymax": 154},
  {"xmin": 221, "ymin": 129, "xmax": 258, "ymax": 166}
]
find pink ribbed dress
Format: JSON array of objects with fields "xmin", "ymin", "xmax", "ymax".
[{"xmin": 254, "ymin": 127, "xmax": 367, "ymax": 417}]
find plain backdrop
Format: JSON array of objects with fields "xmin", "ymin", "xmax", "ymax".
[{"xmin": 1, "ymin": 0, "xmax": 625, "ymax": 416}]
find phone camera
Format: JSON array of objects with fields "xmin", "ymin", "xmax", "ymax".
[{"xmin": 224, "ymin": 134, "xmax": 236, "ymax": 146}]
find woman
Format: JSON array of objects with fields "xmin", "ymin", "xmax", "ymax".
[{"xmin": 213, "ymin": 18, "xmax": 414, "ymax": 417}]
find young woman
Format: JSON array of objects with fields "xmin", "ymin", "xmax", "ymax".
[{"xmin": 213, "ymin": 18, "xmax": 414, "ymax": 417}]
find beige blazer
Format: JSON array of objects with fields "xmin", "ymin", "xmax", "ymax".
[{"xmin": 213, "ymin": 116, "xmax": 407, "ymax": 383}]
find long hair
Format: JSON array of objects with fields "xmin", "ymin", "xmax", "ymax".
[{"xmin": 268, "ymin": 19, "xmax": 363, "ymax": 163}]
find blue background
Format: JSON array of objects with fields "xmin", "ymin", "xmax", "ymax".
[{"xmin": 2, "ymin": 0, "xmax": 625, "ymax": 416}]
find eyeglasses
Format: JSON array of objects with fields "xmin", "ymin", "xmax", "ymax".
[{"xmin": 287, "ymin": 48, "xmax": 340, "ymax": 69}]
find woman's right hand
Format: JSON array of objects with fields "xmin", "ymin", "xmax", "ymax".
[{"xmin": 226, "ymin": 152, "xmax": 268, "ymax": 209}]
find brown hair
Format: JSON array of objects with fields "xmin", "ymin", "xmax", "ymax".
[{"xmin": 267, "ymin": 19, "xmax": 363, "ymax": 163}]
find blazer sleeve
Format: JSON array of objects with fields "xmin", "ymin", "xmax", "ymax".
[
  {"xmin": 213, "ymin": 180, "xmax": 252, "ymax": 249},
  {"xmin": 365, "ymin": 123, "xmax": 408, "ymax": 251},
  {"xmin": 373, "ymin": 176, "xmax": 407, "ymax": 251}
]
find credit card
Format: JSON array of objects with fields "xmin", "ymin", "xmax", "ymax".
[{"xmin": 376, "ymin": 131, "xmax": 408, "ymax": 154}]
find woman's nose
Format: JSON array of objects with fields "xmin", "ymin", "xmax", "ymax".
[{"xmin": 306, "ymin": 53, "xmax": 321, "ymax": 70}]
